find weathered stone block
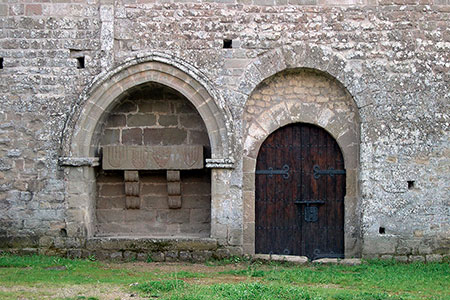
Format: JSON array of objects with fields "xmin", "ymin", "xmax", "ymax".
[
  {"xmin": 426, "ymin": 254, "xmax": 442, "ymax": 262},
  {"xmin": 127, "ymin": 114, "xmax": 156, "ymax": 127},
  {"xmin": 313, "ymin": 258, "xmax": 339, "ymax": 264},
  {"xmin": 192, "ymin": 250, "xmax": 212, "ymax": 262},
  {"xmin": 157, "ymin": 209, "xmax": 190, "ymax": 224},
  {"xmin": 190, "ymin": 209, "xmax": 211, "ymax": 223},
  {"xmin": 339, "ymin": 258, "xmax": 362, "ymax": 266},
  {"xmin": 159, "ymin": 115, "xmax": 178, "ymax": 126},
  {"xmin": 179, "ymin": 114, "xmax": 203, "ymax": 129},
  {"xmin": 106, "ymin": 115, "xmax": 126, "ymax": 127},
  {"xmin": 136, "ymin": 252, "xmax": 148, "ymax": 261},
  {"xmin": 122, "ymin": 128, "xmax": 143, "ymax": 145},
  {"xmin": 123, "ymin": 250, "xmax": 137, "ymax": 261},
  {"xmin": 103, "ymin": 145, "xmax": 203, "ymax": 170},
  {"xmin": 179, "ymin": 251, "xmax": 192, "ymax": 261},
  {"xmin": 144, "ymin": 128, "xmax": 187, "ymax": 145},
  {"xmin": 408, "ymin": 255, "xmax": 425, "ymax": 263},
  {"xmin": 165, "ymin": 250, "xmax": 178, "ymax": 262},
  {"xmin": 393, "ymin": 256, "xmax": 408, "ymax": 263},
  {"xmin": 99, "ymin": 184, "xmax": 124, "ymax": 197},
  {"xmin": 150, "ymin": 251, "xmax": 165, "ymax": 262}
]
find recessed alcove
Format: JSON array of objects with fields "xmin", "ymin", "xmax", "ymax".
[{"xmin": 95, "ymin": 82, "xmax": 211, "ymax": 238}]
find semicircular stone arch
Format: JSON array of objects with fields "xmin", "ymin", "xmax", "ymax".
[
  {"xmin": 236, "ymin": 45, "xmax": 371, "ymax": 110},
  {"xmin": 62, "ymin": 56, "xmax": 232, "ymax": 240},
  {"xmin": 242, "ymin": 68, "xmax": 361, "ymax": 258},
  {"xmin": 64, "ymin": 61, "xmax": 229, "ymax": 158}
]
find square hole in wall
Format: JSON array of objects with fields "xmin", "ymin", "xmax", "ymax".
[
  {"xmin": 0, "ymin": 58, "xmax": 3, "ymax": 69},
  {"xmin": 379, "ymin": 227, "xmax": 386, "ymax": 234},
  {"xmin": 407, "ymin": 180, "xmax": 415, "ymax": 189},
  {"xmin": 76, "ymin": 56, "xmax": 85, "ymax": 69},
  {"xmin": 223, "ymin": 39, "xmax": 232, "ymax": 49}
]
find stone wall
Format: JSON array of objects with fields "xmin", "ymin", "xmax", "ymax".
[{"xmin": 0, "ymin": 0, "xmax": 448, "ymax": 261}]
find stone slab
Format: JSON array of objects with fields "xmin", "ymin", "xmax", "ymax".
[
  {"xmin": 102, "ymin": 145, "xmax": 203, "ymax": 170},
  {"xmin": 312, "ymin": 258, "xmax": 339, "ymax": 264},
  {"xmin": 339, "ymin": 258, "xmax": 362, "ymax": 266},
  {"xmin": 254, "ymin": 254, "xmax": 308, "ymax": 264}
]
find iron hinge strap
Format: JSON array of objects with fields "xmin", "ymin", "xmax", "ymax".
[
  {"xmin": 313, "ymin": 165, "xmax": 346, "ymax": 179},
  {"xmin": 255, "ymin": 164, "xmax": 289, "ymax": 179}
]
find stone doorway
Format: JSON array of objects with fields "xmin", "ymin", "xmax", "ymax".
[
  {"xmin": 255, "ymin": 123, "xmax": 345, "ymax": 259},
  {"xmin": 96, "ymin": 83, "xmax": 211, "ymax": 238},
  {"xmin": 242, "ymin": 68, "xmax": 360, "ymax": 257}
]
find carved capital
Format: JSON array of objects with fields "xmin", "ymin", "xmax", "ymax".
[
  {"xmin": 205, "ymin": 158, "xmax": 234, "ymax": 169},
  {"xmin": 58, "ymin": 157, "xmax": 100, "ymax": 167}
]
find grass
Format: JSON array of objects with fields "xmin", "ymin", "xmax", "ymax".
[{"xmin": 0, "ymin": 254, "xmax": 448, "ymax": 299}]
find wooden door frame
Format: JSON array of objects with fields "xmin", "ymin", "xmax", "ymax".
[{"xmin": 243, "ymin": 102, "xmax": 361, "ymax": 258}]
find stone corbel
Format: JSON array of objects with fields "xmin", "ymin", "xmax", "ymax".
[
  {"xmin": 205, "ymin": 158, "xmax": 234, "ymax": 169},
  {"xmin": 58, "ymin": 157, "xmax": 100, "ymax": 167},
  {"xmin": 167, "ymin": 170, "xmax": 181, "ymax": 209},
  {"xmin": 124, "ymin": 171, "xmax": 140, "ymax": 209}
]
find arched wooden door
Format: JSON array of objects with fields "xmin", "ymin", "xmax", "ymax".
[{"xmin": 255, "ymin": 123, "xmax": 345, "ymax": 259}]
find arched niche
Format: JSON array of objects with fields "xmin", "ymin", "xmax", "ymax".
[
  {"xmin": 95, "ymin": 82, "xmax": 212, "ymax": 237},
  {"xmin": 60, "ymin": 56, "xmax": 232, "ymax": 240}
]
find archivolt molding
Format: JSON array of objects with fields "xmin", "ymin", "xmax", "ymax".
[
  {"xmin": 243, "ymin": 102, "xmax": 359, "ymax": 171},
  {"xmin": 237, "ymin": 44, "xmax": 372, "ymax": 109},
  {"xmin": 61, "ymin": 52, "xmax": 233, "ymax": 162}
]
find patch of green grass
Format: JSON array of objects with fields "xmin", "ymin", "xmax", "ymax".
[
  {"xmin": 0, "ymin": 253, "xmax": 156, "ymax": 286},
  {"xmin": 61, "ymin": 297, "xmax": 99, "ymax": 300},
  {"xmin": 0, "ymin": 254, "xmax": 448, "ymax": 300},
  {"xmin": 205, "ymin": 255, "xmax": 251, "ymax": 266},
  {"xmin": 134, "ymin": 279, "xmax": 185, "ymax": 297},
  {"xmin": 170, "ymin": 270, "xmax": 207, "ymax": 278}
]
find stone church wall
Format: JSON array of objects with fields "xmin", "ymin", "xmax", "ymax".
[{"xmin": 0, "ymin": 0, "xmax": 448, "ymax": 261}]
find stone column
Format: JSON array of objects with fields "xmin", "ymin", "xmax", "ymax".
[
  {"xmin": 59, "ymin": 157, "xmax": 99, "ymax": 239},
  {"xmin": 99, "ymin": 0, "xmax": 114, "ymax": 70}
]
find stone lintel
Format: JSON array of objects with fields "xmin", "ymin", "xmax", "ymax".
[
  {"xmin": 59, "ymin": 157, "xmax": 100, "ymax": 167},
  {"xmin": 103, "ymin": 145, "xmax": 203, "ymax": 170}
]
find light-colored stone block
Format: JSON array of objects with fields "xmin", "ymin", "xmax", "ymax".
[{"xmin": 102, "ymin": 145, "xmax": 203, "ymax": 170}]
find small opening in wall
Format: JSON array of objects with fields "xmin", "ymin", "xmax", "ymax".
[
  {"xmin": 223, "ymin": 39, "xmax": 232, "ymax": 49},
  {"xmin": 60, "ymin": 228, "xmax": 67, "ymax": 237},
  {"xmin": 76, "ymin": 56, "xmax": 85, "ymax": 69},
  {"xmin": 407, "ymin": 180, "xmax": 415, "ymax": 189},
  {"xmin": 379, "ymin": 227, "xmax": 386, "ymax": 234},
  {"xmin": 0, "ymin": 58, "xmax": 3, "ymax": 69}
]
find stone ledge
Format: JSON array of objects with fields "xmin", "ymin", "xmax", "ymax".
[
  {"xmin": 87, "ymin": 236, "xmax": 218, "ymax": 252},
  {"xmin": 312, "ymin": 258, "xmax": 362, "ymax": 265}
]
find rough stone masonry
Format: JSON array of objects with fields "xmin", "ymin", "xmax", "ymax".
[{"xmin": 0, "ymin": 0, "xmax": 448, "ymax": 262}]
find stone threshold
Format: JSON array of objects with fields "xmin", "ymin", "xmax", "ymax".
[{"xmin": 253, "ymin": 254, "xmax": 361, "ymax": 265}]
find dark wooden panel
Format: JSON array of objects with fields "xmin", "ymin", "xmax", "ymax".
[{"xmin": 255, "ymin": 123, "xmax": 345, "ymax": 259}]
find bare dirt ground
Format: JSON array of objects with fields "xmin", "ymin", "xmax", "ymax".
[
  {"xmin": 0, "ymin": 284, "xmax": 147, "ymax": 300},
  {"xmin": 104, "ymin": 261, "xmax": 249, "ymax": 273},
  {"xmin": 0, "ymin": 262, "xmax": 257, "ymax": 300}
]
